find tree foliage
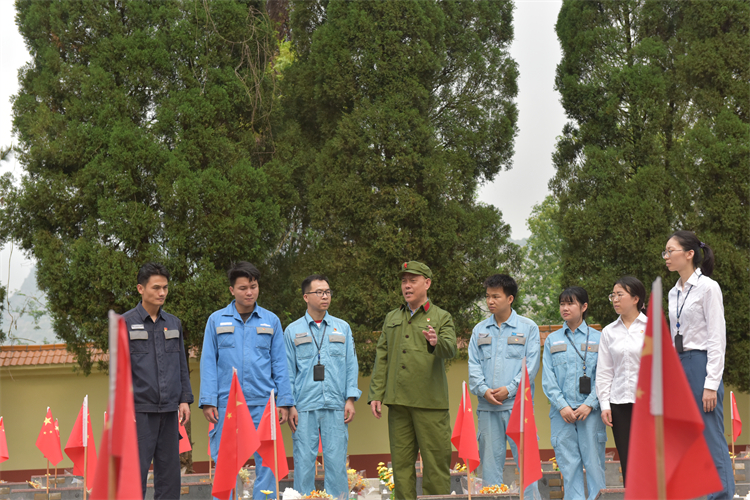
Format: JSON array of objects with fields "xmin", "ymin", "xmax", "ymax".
[
  {"xmin": 552, "ymin": 0, "xmax": 749, "ymax": 390},
  {"xmin": 1, "ymin": 0, "xmax": 285, "ymax": 370},
  {"xmin": 518, "ymin": 195, "xmax": 563, "ymax": 325},
  {"xmin": 260, "ymin": 0, "xmax": 522, "ymax": 367}
]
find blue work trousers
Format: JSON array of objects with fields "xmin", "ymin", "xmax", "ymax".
[
  {"xmin": 136, "ymin": 411, "xmax": 181, "ymax": 500},
  {"xmin": 477, "ymin": 410, "xmax": 540, "ymax": 499},
  {"xmin": 549, "ymin": 408, "xmax": 605, "ymax": 500},
  {"xmin": 210, "ymin": 405, "xmax": 279, "ymax": 500},
  {"xmin": 292, "ymin": 409, "xmax": 348, "ymax": 499},
  {"xmin": 679, "ymin": 350, "xmax": 734, "ymax": 500}
]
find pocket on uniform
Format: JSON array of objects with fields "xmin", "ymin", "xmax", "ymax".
[
  {"xmin": 129, "ymin": 330, "xmax": 149, "ymax": 354},
  {"xmin": 505, "ymin": 344, "xmax": 524, "ymax": 360},
  {"xmin": 256, "ymin": 327, "xmax": 273, "ymax": 350},
  {"xmin": 165, "ymin": 329, "xmax": 181, "ymax": 352},
  {"xmin": 217, "ymin": 326, "xmax": 235, "ymax": 349},
  {"xmin": 296, "ymin": 339, "xmax": 314, "ymax": 359},
  {"xmin": 329, "ymin": 334, "xmax": 346, "ymax": 357},
  {"xmin": 551, "ymin": 351, "xmax": 567, "ymax": 367},
  {"xmin": 479, "ymin": 344, "xmax": 492, "ymax": 360}
]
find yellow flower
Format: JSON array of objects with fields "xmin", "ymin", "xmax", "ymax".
[
  {"xmin": 378, "ymin": 462, "xmax": 385, "ymax": 466},
  {"xmin": 260, "ymin": 491, "xmax": 273, "ymax": 495}
]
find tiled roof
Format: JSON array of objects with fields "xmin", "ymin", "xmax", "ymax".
[{"xmin": 0, "ymin": 343, "xmax": 107, "ymax": 367}]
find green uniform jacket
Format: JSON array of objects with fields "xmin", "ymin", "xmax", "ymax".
[{"xmin": 368, "ymin": 300, "xmax": 457, "ymax": 409}]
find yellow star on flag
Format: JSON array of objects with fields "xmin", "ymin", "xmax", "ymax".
[
  {"xmin": 236, "ymin": 400, "xmax": 244, "ymax": 406},
  {"xmin": 55, "ymin": 424, "xmax": 59, "ymax": 432},
  {"xmin": 44, "ymin": 417, "xmax": 52, "ymax": 425},
  {"xmin": 227, "ymin": 412, "xmax": 233, "ymax": 419},
  {"xmin": 641, "ymin": 336, "xmax": 652, "ymax": 357},
  {"xmin": 636, "ymin": 387, "xmax": 645, "ymax": 399}
]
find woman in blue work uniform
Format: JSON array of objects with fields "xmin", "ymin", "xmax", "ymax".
[
  {"xmin": 664, "ymin": 231, "xmax": 734, "ymax": 499},
  {"xmin": 542, "ymin": 287, "xmax": 605, "ymax": 500}
]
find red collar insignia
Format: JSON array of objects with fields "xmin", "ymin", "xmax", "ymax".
[{"xmin": 424, "ymin": 300, "xmax": 431, "ymax": 312}]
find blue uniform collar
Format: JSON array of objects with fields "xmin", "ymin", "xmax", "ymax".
[
  {"xmin": 563, "ymin": 319, "xmax": 589, "ymax": 336},
  {"xmin": 135, "ymin": 301, "xmax": 165, "ymax": 323},
  {"xmin": 224, "ymin": 300, "xmax": 262, "ymax": 322},
  {"xmin": 305, "ymin": 310, "xmax": 331, "ymax": 328},
  {"xmin": 488, "ymin": 309, "xmax": 518, "ymax": 330}
]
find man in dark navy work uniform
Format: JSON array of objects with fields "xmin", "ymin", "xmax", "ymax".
[{"xmin": 123, "ymin": 263, "xmax": 194, "ymax": 500}]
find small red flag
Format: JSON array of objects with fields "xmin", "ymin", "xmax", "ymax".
[
  {"xmin": 91, "ymin": 315, "xmax": 143, "ymax": 499},
  {"xmin": 208, "ymin": 422, "xmax": 214, "ymax": 458},
  {"xmin": 318, "ymin": 433, "xmax": 323, "ymax": 455},
  {"xmin": 506, "ymin": 363, "xmax": 542, "ymax": 489},
  {"xmin": 731, "ymin": 392, "xmax": 742, "ymax": 443},
  {"xmin": 212, "ymin": 370, "xmax": 260, "ymax": 500},
  {"xmin": 36, "ymin": 407, "xmax": 64, "ymax": 465},
  {"xmin": 179, "ymin": 422, "xmax": 192, "ymax": 454},
  {"xmin": 257, "ymin": 391, "xmax": 289, "ymax": 480},
  {"xmin": 450, "ymin": 382, "xmax": 480, "ymax": 473},
  {"xmin": 64, "ymin": 396, "xmax": 98, "ymax": 490},
  {"xmin": 624, "ymin": 292, "xmax": 722, "ymax": 499},
  {"xmin": 0, "ymin": 417, "xmax": 9, "ymax": 463}
]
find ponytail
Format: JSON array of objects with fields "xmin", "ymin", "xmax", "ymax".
[{"xmin": 670, "ymin": 230, "xmax": 715, "ymax": 277}]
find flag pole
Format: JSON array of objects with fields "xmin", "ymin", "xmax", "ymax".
[
  {"xmin": 271, "ymin": 389, "xmax": 280, "ymax": 499},
  {"xmin": 519, "ymin": 358, "xmax": 526, "ymax": 500},
  {"xmin": 108, "ymin": 311, "xmax": 118, "ymax": 500},
  {"xmin": 83, "ymin": 395, "xmax": 89, "ymax": 500},
  {"xmin": 650, "ymin": 278, "xmax": 666, "ymax": 500},
  {"xmin": 462, "ymin": 382, "xmax": 471, "ymax": 500},
  {"xmin": 731, "ymin": 391, "xmax": 736, "ymax": 481},
  {"xmin": 46, "ymin": 459, "xmax": 50, "ymax": 498}
]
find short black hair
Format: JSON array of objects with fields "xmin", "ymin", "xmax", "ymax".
[
  {"xmin": 559, "ymin": 286, "xmax": 590, "ymax": 319},
  {"xmin": 483, "ymin": 274, "xmax": 518, "ymax": 302},
  {"xmin": 228, "ymin": 261, "xmax": 261, "ymax": 287},
  {"xmin": 137, "ymin": 262, "xmax": 170, "ymax": 286},
  {"xmin": 614, "ymin": 276, "xmax": 647, "ymax": 314},
  {"xmin": 301, "ymin": 274, "xmax": 330, "ymax": 294}
]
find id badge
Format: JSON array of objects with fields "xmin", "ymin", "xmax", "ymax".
[
  {"xmin": 313, "ymin": 363, "xmax": 325, "ymax": 381},
  {"xmin": 674, "ymin": 333, "xmax": 684, "ymax": 353},
  {"xmin": 579, "ymin": 375, "xmax": 591, "ymax": 395}
]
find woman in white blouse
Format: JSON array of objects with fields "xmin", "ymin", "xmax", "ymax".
[
  {"xmin": 663, "ymin": 230, "xmax": 733, "ymax": 499},
  {"xmin": 596, "ymin": 276, "xmax": 647, "ymax": 484}
]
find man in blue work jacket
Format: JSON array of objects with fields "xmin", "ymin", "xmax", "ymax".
[
  {"xmin": 284, "ymin": 274, "xmax": 361, "ymax": 498},
  {"xmin": 200, "ymin": 261, "xmax": 294, "ymax": 500},
  {"xmin": 468, "ymin": 274, "xmax": 541, "ymax": 498},
  {"xmin": 123, "ymin": 262, "xmax": 194, "ymax": 500}
]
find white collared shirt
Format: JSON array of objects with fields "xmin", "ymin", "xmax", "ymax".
[
  {"xmin": 667, "ymin": 268, "xmax": 726, "ymax": 391},
  {"xmin": 596, "ymin": 312, "xmax": 648, "ymax": 410}
]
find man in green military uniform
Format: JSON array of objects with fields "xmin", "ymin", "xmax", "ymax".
[{"xmin": 369, "ymin": 261, "xmax": 457, "ymax": 499}]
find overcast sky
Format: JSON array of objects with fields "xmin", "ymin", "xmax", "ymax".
[{"xmin": 0, "ymin": 0, "xmax": 567, "ymax": 294}]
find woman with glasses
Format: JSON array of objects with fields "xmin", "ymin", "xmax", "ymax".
[
  {"xmin": 542, "ymin": 286, "xmax": 605, "ymax": 500},
  {"xmin": 595, "ymin": 276, "xmax": 647, "ymax": 484},
  {"xmin": 663, "ymin": 231, "xmax": 734, "ymax": 499}
]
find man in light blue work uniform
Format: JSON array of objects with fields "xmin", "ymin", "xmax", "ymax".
[
  {"xmin": 284, "ymin": 274, "xmax": 361, "ymax": 498},
  {"xmin": 468, "ymin": 274, "xmax": 541, "ymax": 498},
  {"xmin": 542, "ymin": 286, "xmax": 605, "ymax": 500},
  {"xmin": 200, "ymin": 261, "xmax": 294, "ymax": 500}
]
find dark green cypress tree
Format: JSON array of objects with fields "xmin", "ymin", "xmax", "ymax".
[
  {"xmin": 552, "ymin": 0, "xmax": 749, "ymax": 390},
  {"xmin": 1, "ymin": 0, "xmax": 286, "ymax": 370},
  {"xmin": 264, "ymin": 0, "xmax": 521, "ymax": 363}
]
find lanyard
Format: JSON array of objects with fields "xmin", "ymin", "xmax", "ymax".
[
  {"xmin": 564, "ymin": 325, "xmax": 590, "ymax": 375},
  {"xmin": 310, "ymin": 323, "xmax": 327, "ymax": 364},
  {"xmin": 675, "ymin": 273, "xmax": 701, "ymax": 332}
]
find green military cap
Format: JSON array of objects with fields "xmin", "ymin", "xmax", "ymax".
[{"xmin": 398, "ymin": 261, "xmax": 433, "ymax": 279}]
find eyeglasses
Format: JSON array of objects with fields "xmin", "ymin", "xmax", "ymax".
[
  {"xmin": 305, "ymin": 290, "xmax": 333, "ymax": 297},
  {"xmin": 661, "ymin": 249, "xmax": 685, "ymax": 258},
  {"xmin": 608, "ymin": 293, "xmax": 628, "ymax": 302}
]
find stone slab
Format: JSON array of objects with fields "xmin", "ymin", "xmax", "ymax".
[
  {"xmin": 593, "ymin": 488, "xmax": 624, "ymax": 500},
  {"xmin": 736, "ymin": 483, "xmax": 749, "ymax": 497},
  {"xmin": 29, "ymin": 476, "xmax": 78, "ymax": 489},
  {"xmin": 417, "ymin": 495, "xmax": 520, "ymax": 500}
]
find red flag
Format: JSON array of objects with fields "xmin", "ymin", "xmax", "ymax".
[
  {"xmin": 208, "ymin": 422, "xmax": 214, "ymax": 458},
  {"xmin": 90, "ymin": 314, "xmax": 143, "ymax": 500},
  {"xmin": 179, "ymin": 422, "xmax": 192, "ymax": 454},
  {"xmin": 0, "ymin": 417, "xmax": 8, "ymax": 463},
  {"xmin": 450, "ymin": 382, "xmax": 480, "ymax": 473},
  {"xmin": 212, "ymin": 370, "xmax": 260, "ymax": 500},
  {"xmin": 624, "ymin": 292, "xmax": 722, "ymax": 499},
  {"xmin": 36, "ymin": 407, "xmax": 64, "ymax": 465},
  {"xmin": 257, "ymin": 391, "xmax": 289, "ymax": 480},
  {"xmin": 53, "ymin": 419, "xmax": 62, "ymax": 461},
  {"xmin": 506, "ymin": 363, "xmax": 542, "ymax": 489},
  {"xmin": 731, "ymin": 392, "xmax": 742, "ymax": 442},
  {"xmin": 318, "ymin": 433, "xmax": 323, "ymax": 455},
  {"xmin": 64, "ymin": 396, "xmax": 98, "ymax": 490}
]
